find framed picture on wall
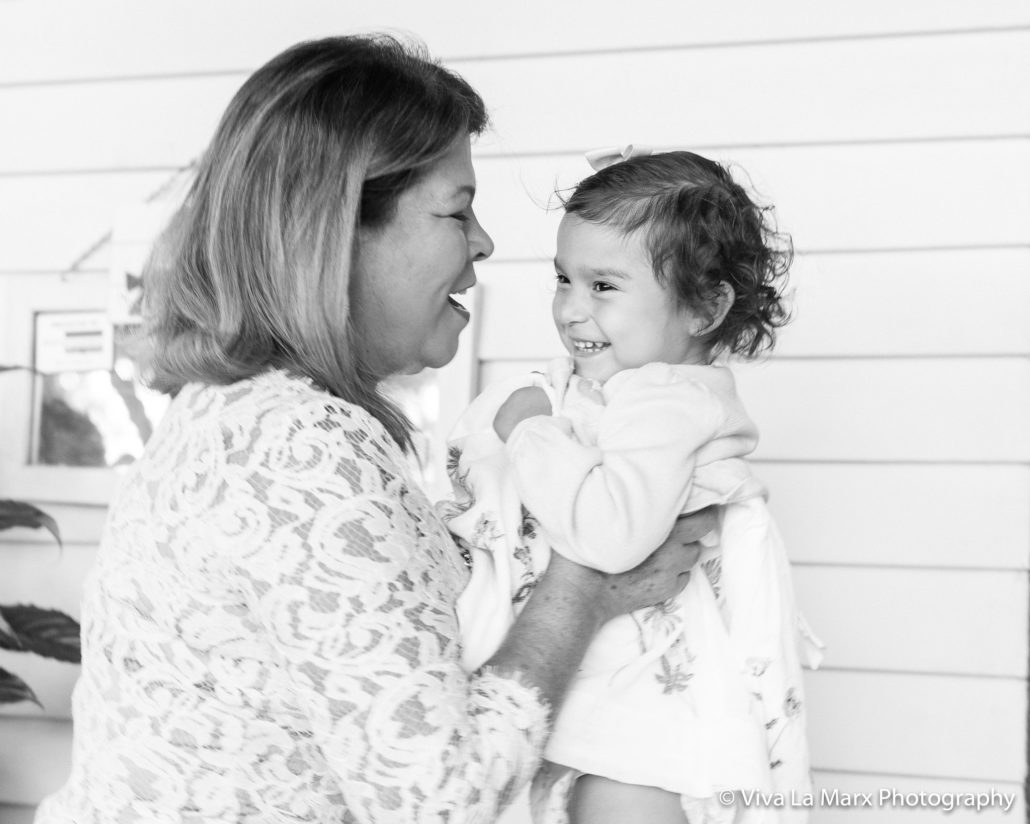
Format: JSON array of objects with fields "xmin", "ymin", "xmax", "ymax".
[{"xmin": 0, "ymin": 272, "xmax": 170, "ymax": 506}]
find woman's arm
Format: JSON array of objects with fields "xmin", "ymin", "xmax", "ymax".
[
  {"xmin": 234, "ymin": 485, "xmax": 547, "ymax": 823},
  {"xmin": 486, "ymin": 508, "xmax": 714, "ymax": 711}
]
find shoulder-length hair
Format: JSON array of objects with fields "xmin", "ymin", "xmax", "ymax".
[{"xmin": 141, "ymin": 35, "xmax": 488, "ymax": 450}]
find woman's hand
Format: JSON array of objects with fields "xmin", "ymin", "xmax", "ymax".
[
  {"xmin": 549, "ymin": 506, "xmax": 716, "ymax": 625},
  {"xmin": 493, "ymin": 387, "xmax": 552, "ymax": 442},
  {"xmin": 486, "ymin": 507, "xmax": 717, "ymax": 710}
]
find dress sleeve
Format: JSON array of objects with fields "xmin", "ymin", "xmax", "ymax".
[
  {"xmin": 505, "ymin": 365, "xmax": 729, "ymax": 573},
  {"xmin": 225, "ymin": 405, "xmax": 549, "ymax": 823}
]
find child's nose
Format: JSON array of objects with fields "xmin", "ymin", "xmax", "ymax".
[{"xmin": 554, "ymin": 291, "xmax": 589, "ymax": 325}]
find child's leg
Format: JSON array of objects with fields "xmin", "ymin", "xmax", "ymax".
[{"xmin": 568, "ymin": 775, "xmax": 688, "ymax": 824}]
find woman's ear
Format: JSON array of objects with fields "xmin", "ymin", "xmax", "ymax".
[{"xmin": 696, "ymin": 281, "xmax": 735, "ymax": 336}]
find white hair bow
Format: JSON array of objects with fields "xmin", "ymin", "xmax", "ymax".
[{"xmin": 584, "ymin": 144, "xmax": 656, "ymax": 172}]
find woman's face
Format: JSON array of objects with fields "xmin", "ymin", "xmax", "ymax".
[{"xmin": 352, "ymin": 135, "xmax": 494, "ymax": 376}]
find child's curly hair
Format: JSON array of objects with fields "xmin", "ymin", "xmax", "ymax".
[{"xmin": 561, "ymin": 151, "xmax": 792, "ymax": 358}]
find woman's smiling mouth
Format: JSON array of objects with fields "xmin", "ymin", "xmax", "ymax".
[{"xmin": 448, "ymin": 286, "xmax": 472, "ymax": 317}]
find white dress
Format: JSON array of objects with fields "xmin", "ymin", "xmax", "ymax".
[{"xmin": 442, "ymin": 359, "xmax": 822, "ymax": 824}]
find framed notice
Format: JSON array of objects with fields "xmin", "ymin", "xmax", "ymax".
[{"xmin": 0, "ymin": 273, "xmax": 169, "ymax": 505}]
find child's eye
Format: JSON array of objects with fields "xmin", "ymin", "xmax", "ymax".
[
  {"xmin": 555, "ymin": 273, "xmax": 570, "ymax": 285},
  {"xmin": 592, "ymin": 281, "xmax": 616, "ymax": 292}
]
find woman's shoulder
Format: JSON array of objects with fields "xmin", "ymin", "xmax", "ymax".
[
  {"xmin": 182, "ymin": 369, "xmax": 370, "ymax": 427},
  {"xmin": 182, "ymin": 370, "xmax": 405, "ymax": 490}
]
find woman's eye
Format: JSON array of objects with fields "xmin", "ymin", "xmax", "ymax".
[{"xmin": 451, "ymin": 212, "xmax": 470, "ymax": 223}]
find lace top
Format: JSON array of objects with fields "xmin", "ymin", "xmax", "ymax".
[{"xmin": 35, "ymin": 370, "xmax": 549, "ymax": 824}]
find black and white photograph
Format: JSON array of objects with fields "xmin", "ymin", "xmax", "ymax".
[{"xmin": 0, "ymin": 2, "xmax": 1027, "ymax": 822}]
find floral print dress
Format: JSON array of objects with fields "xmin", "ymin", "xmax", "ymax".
[{"xmin": 445, "ymin": 358, "xmax": 822, "ymax": 824}]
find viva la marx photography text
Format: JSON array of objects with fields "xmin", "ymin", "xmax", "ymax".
[{"xmin": 722, "ymin": 787, "xmax": 1019, "ymax": 814}]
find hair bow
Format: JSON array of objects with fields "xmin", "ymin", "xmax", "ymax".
[{"xmin": 584, "ymin": 144, "xmax": 656, "ymax": 172}]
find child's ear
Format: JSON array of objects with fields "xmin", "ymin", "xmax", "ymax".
[{"xmin": 697, "ymin": 281, "xmax": 735, "ymax": 336}]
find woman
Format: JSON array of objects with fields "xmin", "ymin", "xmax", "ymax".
[{"xmin": 35, "ymin": 36, "xmax": 710, "ymax": 823}]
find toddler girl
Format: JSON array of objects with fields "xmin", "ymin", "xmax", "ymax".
[{"xmin": 441, "ymin": 148, "xmax": 821, "ymax": 824}]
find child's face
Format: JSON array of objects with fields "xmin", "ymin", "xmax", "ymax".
[{"xmin": 552, "ymin": 215, "xmax": 708, "ymax": 383}]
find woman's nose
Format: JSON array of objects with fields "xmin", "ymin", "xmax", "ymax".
[{"xmin": 469, "ymin": 212, "xmax": 494, "ymax": 261}]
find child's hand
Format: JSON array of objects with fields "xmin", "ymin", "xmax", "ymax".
[{"xmin": 493, "ymin": 386, "xmax": 552, "ymax": 442}]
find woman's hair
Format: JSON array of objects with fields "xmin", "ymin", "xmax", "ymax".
[
  {"xmin": 141, "ymin": 35, "xmax": 488, "ymax": 449},
  {"xmin": 562, "ymin": 151, "xmax": 792, "ymax": 359}
]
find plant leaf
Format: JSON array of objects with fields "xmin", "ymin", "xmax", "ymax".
[
  {"xmin": 0, "ymin": 611, "xmax": 25, "ymax": 652},
  {"xmin": 0, "ymin": 500, "xmax": 62, "ymax": 547},
  {"xmin": 0, "ymin": 605, "xmax": 81, "ymax": 663},
  {"xmin": 0, "ymin": 667, "xmax": 42, "ymax": 707}
]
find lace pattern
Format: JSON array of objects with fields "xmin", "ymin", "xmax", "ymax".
[{"xmin": 35, "ymin": 370, "xmax": 549, "ymax": 824}]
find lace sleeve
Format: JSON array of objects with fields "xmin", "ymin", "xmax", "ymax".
[{"xmin": 225, "ymin": 404, "xmax": 549, "ymax": 823}]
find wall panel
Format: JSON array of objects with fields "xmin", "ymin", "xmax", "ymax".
[
  {"xmin": 4, "ymin": 31, "xmax": 1028, "ymax": 174},
  {"xmin": 761, "ymin": 463, "xmax": 1030, "ymax": 571},
  {"xmin": 0, "ymin": 172, "xmax": 173, "ymax": 272},
  {"xmin": 2, "ymin": 0, "xmax": 1028, "ymax": 84},
  {"xmin": 0, "ymin": 77, "xmax": 238, "ymax": 174},
  {"xmin": 469, "ymin": 31, "xmax": 1030, "ymax": 155},
  {"xmin": 805, "ymin": 670, "xmax": 1025, "ymax": 782},
  {"xmin": 0, "ymin": 804, "xmax": 37, "ymax": 824},
  {"xmin": 0, "ymin": 718, "xmax": 71, "ymax": 806},
  {"xmin": 793, "ymin": 566, "xmax": 1027, "ymax": 677},
  {"xmin": 735, "ymin": 357, "xmax": 1030, "ymax": 462}
]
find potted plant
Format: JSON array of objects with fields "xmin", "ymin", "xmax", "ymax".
[
  {"xmin": 0, "ymin": 365, "xmax": 82, "ymax": 707},
  {"xmin": 0, "ymin": 505, "xmax": 82, "ymax": 708}
]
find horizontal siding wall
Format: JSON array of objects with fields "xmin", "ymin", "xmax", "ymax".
[{"xmin": 1, "ymin": 2, "xmax": 1027, "ymax": 822}]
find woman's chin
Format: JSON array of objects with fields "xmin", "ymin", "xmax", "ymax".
[{"xmin": 420, "ymin": 334, "xmax": 463, "ymax": 371}]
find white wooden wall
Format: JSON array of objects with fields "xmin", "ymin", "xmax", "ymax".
[{"xmin": 0, "ymin": 2, "xmax": 1027, "ymax": 822}]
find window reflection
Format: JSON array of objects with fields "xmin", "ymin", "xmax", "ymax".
[{"xmin": 31, "ymin": 325, "xmax": 169, "ymax": 468}]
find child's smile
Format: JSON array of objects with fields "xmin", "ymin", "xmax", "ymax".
[
  {"xmin": 570, "ymin": 339, "xmax": 610, "ymax": 354},
  {"xmin": 552, "ymin": 215, "xmax": 708, "ymax": 383}
]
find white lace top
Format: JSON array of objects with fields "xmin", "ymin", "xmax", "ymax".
[{"xmin": 35, "ymin": 370, "xmax": 549, "ymax": 824}]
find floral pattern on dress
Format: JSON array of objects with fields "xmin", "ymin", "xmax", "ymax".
[
  {"xmin": 511, "ymin": 507, "xmax": 542, "ymax": 605},
  {"xmin": 35, "ymin": 370, "xmax": 549, "ymax": 824},
  {"xmin": 446, "ymin": 362, "xmax": 821, "ymax": 822}
]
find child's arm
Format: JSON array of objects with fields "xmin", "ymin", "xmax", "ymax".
[{"xmin": 504, "ymin": 365, "xmax": 750, "ymax": 574}]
